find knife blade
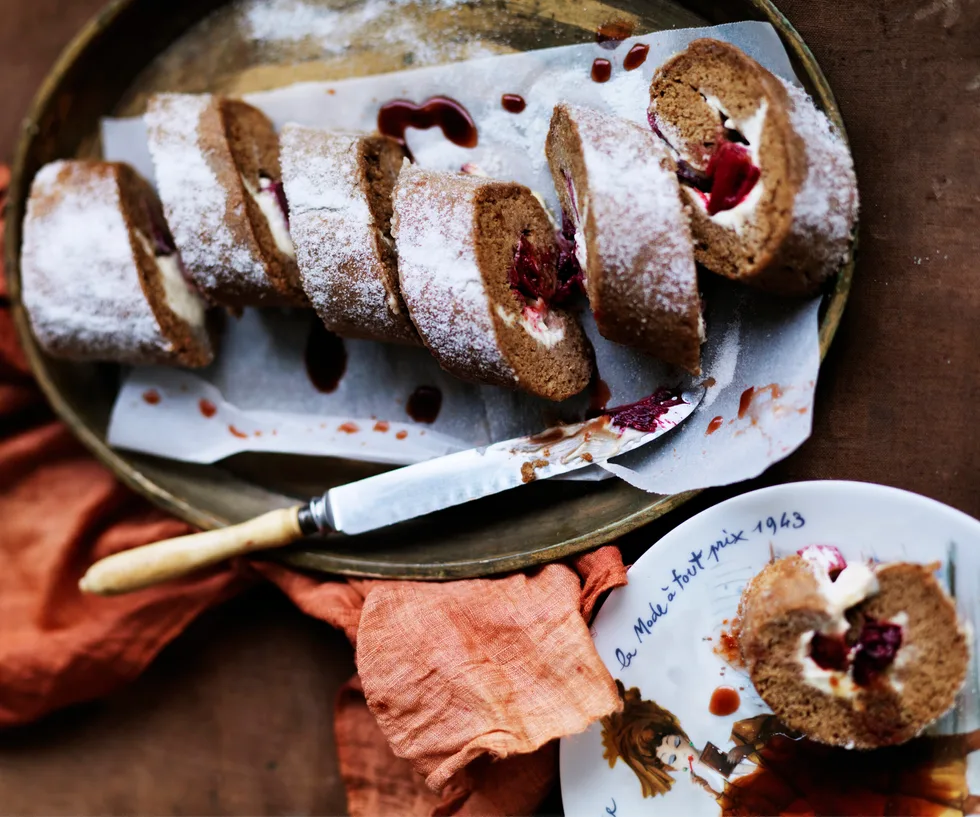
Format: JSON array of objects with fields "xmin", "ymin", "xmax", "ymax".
[
  {"xmin": 302, "ymin": 384, "xmax": 705, "ymax": 536},
  {"xmin": 79, "ymin": 385, "xmax": 704, "ymax": 595}
]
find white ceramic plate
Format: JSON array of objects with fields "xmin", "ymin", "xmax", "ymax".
[{"xmin": 560, "ymin": 480, "xmax": 980, "ymax": 816}]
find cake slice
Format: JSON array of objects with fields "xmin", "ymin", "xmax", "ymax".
[
  {"xmin": 392, "ymin": 164, "xmax": 593, "ymax": 401},
  {"xmin": 21, "ymin": 160, "xmax": 213, "ymax": 366},
  {"xmin": 145, "ymin": 93, "xmax": 306, "ymax": 308},
  {"xmin": 546, "ymin": 103, "xmax": 703, "ymax": 374},
  {"xmin": 648, "ymin": 38, "xmax": 858, "ymax": 297},
  {"xmin": 280, "ymin": 125, "xmax": 418, "ymax": 345},
  {"xmin": 738, "ymin": 545, "xmax": 969, "ymax": 748}
]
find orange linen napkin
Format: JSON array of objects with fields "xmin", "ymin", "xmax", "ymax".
[{"xmin": 0, "ymin": 164, "xmax": 625, "ymax": 816}]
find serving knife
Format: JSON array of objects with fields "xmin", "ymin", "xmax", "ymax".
[{"xmin": 79, "ymin": 385, "xmax": 704, "ymax": 595}]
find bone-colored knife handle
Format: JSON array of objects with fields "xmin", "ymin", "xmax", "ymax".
[{"xmin": 78, "ymin": 506, "xmax": 304, "ymax": 596}]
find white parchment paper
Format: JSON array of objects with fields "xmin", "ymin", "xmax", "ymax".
[{"xmin": 104, "ymin": 20, "xmax": 825, "ymax": 493}]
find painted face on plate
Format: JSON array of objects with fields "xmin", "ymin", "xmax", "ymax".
[{"xmin": 656, "ymin": 733, "xmax": 685, "ymax": 770}]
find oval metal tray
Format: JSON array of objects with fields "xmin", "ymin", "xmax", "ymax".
[{"xmin": 4, "ymin": 0, "xmax": 854, "ymax": 579}]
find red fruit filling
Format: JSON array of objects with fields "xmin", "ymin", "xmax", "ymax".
[
  {"xmin": 809, "ymin": 633, "xmax": 850, "ymax": 672},
  {"xmin": 852, "ymin": 621, "xmax": 903, "ymax": 687},
  {"xmin": 797, "ymin": 544, "xmax": 848, "ymax": 581},
  {"xmin": 509, "ymin": 229, "xmax": 583, "ymax": 309},
  {"xmin": 647, "ymin": 111, "xmax": 761, "ymax": 214},
  {"xmin": 809, "ymin": 620, "xmax": 903, "ymax": 687},
  {"xmin": 606, "ymin": 387, "xmax": 686, "ymax": 432},
  {"xmin": 704, "ymin": 142, "xmax": 760, "ymax": 215}
]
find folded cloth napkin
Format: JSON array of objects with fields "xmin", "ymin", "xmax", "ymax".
[{"xmin": 0, "ymin": 164, "xmax": 625, "ymax": 816}]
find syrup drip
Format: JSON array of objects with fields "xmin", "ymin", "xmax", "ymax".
[
  {"xmin": 501, "ymin": 93, "xmax": 526, "ymax": 113},
  {"xmin": 595, "ymin": 18, "xmax": 635, "ymax": 49},
  {"xmin": 591, "ymin": 58, "xmax": 612, "ymax": 83},
  {"xmin": 407, "ymin": 386, "xmax": 442, "ymax": 424},
  {"xmin": 623, "ymin": 43, "xmax": 650, "ymax": 70},
  {"xmin": 709, "ymin": 687, "xmax": 741, "ymax": 716},
  {"xmin": 305, "ymin": 321, "xmax": 347, "ymax": 394},
  {"xmin": 377, "ymin": 96, "xmax": 478, "ymax": 161}
]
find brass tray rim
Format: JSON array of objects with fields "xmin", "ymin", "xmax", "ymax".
[{"xmin": 4, "ymin": 0, "xmax": 855, "ymax": 580}]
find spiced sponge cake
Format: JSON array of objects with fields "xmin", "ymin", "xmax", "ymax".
[
  {"xmin": 146, "ymin": 93, "xmax": 306, "ymax": 307},
  {"xmin": 739, "ymin": 545, "xmax": 968, "ymax": 748},
  {"xmin": 280, "ymin": 125, "xmax": 418, "ymax": 345},
  {"xmin": 392, "ymin": 163, "xmax": 592, "ymax": 401},
  {"xmin": 21, "ymin": 160, "xmax": 213, "ymax": 366},
  {"xmin": 648, "ymin": 39, "xmax": 858, "ymax": 297},
  {"xmin": 546, "ymin": 103, "xmax": 703, "ymax": 374}
]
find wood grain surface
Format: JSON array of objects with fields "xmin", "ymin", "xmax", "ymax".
[{"xmin": 1, "ymin": 0, "xmax": 978, "ymax": 813}]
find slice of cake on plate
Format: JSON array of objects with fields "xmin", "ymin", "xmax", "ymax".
[
  {"xmin": 145, "ymin": 93, "xmax": 306, "ymax": 308},
  {"xmin": 280, "ymin": 125, "xmax": 418, "ymax": 344},
  {"xmin": 21, "ymin": 160, "xmax": 213, "ymax": 366},
  {"xmin": 738, "ymin": 545, "xmax": 968, "ymax": 748},
  {"xmin": 648, "ymin": 38, "xmax": 858, "ymax": 297},
  {"xmin": 392, "ymin": 164, "xmax": 593, "ymax": 401},
  {"xmin": 546, "ymin": 102, "xmax": 703, "ymax": 374}
]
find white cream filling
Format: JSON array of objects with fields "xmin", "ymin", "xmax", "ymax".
[
  {"xmin": 566, "ymin": 178, "xmax": 589, "ymax": 275},
  {"xmin": 821, "ymin": 563, "xmax": 879, "ymax": 632},
  {"xmin": 495, "ymin": 303, "xmax": 566, "ymax": 348},
  {"xmin": 242, "ymin": 175, "xmax": 295, "ymax": 259},
  {"xmin": 136, "ymin": 232, "xmax": 207, "ymax": 329}
]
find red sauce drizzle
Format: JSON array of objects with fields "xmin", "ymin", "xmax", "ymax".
[
  {"xmin": 142, "ymin": 389, "xmax": 161, "ymax": 405},
  {"xmin": 373, "ymin": 420, "xmax": 390, "ymax": 432},
  {"xmin": 591, "ymin": 58, "xmax": 612, "ymax": 83},
  {"xmin": 738, "ymin": 387, "xmax": 756, "ymax": 419},
  {"xmin": 228, "ymin": 425, "xmax": 248, "ymax": 439},
  {"xmin": 395, "ymin": 430, "xmax": 408, "ymax": 440},
  {"xmin": 501, "ymin": 93, "xmax": 526, "ymax": 113},
  {"xmin": 589, "ymin": 378, "xmax": 612, "ymax": 414},
  {"xmin": 709, "ymin": 686, "xmax": 741, "ymax": 716},
  {"xmin": 407, "ymin": 386, "xmax": 442, "ymax": 424},
  {"xmin": 377, "ymin": 96, "xmax": 478, "ymax": 160},
  {"xmin": 595, "ymin": 18, "xmax": 635, "ymax": 49},
  {"xmin": 199, "ymin": 399, "xmax": 217, "ymax": 418},
  {"xmin": 305, "ymin": 321, "xmax": 347, "ymax": 394},
  {"xmin": 623, "ymin": 43, "xmax": 650, "ymax": 70},
  {"xmin": 706, "ymin": 415, "xmax": 724, "ymax": 435},
  {"xmin": 738, "ymin": 384, "xmax": 785, "ymax": 419},
  {"xmin": 338, "ymin": 422, "xmax": 359, "ymax": 434}
]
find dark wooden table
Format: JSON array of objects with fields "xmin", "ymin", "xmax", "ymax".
[{"xmin": 1, "ymin": 0, "xmax": 978, "ymax": 813}]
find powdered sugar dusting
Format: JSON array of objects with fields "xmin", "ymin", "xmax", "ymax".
[
  {"xmin": 144, "ymin": 93, "xmax": 271, "ymax": 299},
  {"xmin": 239, "ymin": 0, "xmax": 496, "ymax": 65},
  {"xmin": 392, "ymin": 164, "xmax": 516, "ymax": 385},
  {"xmin": 21, "ymin": 161, "xmax": 178, "ymax": 364},
  {"xmin": 780, "ymin": 79, "xmax": 860, "ymax": 284},
  {"xmin": 281, "ymin": 124, "xmax": 415, "ymax": 342},
  {"xmin": 559, "ymin": 104, "xmax": 698, "ymax": 318}
]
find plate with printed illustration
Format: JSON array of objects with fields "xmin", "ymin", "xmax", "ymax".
[{"xmin": 560, "ymin": 480, "xmax": 980, "ymax": 817}]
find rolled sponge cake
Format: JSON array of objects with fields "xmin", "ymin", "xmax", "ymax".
[
  {"xmin": 21, "ymin": 159, "xmax": 213, "ymax": 367},
  {"xmin": 739, "ymin": 546, "xmax": 968, "ymax": 748},
  {"xmin": 546, "ymin": 103, "xmax": 703, "ymax": 374},
  {"xmin": 648, "ymin": 38, "xmax": 858, "ymax": 296},
  {"xmin": 392, "ymin": 163, "xmax": 593, "ymax": 402}
]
